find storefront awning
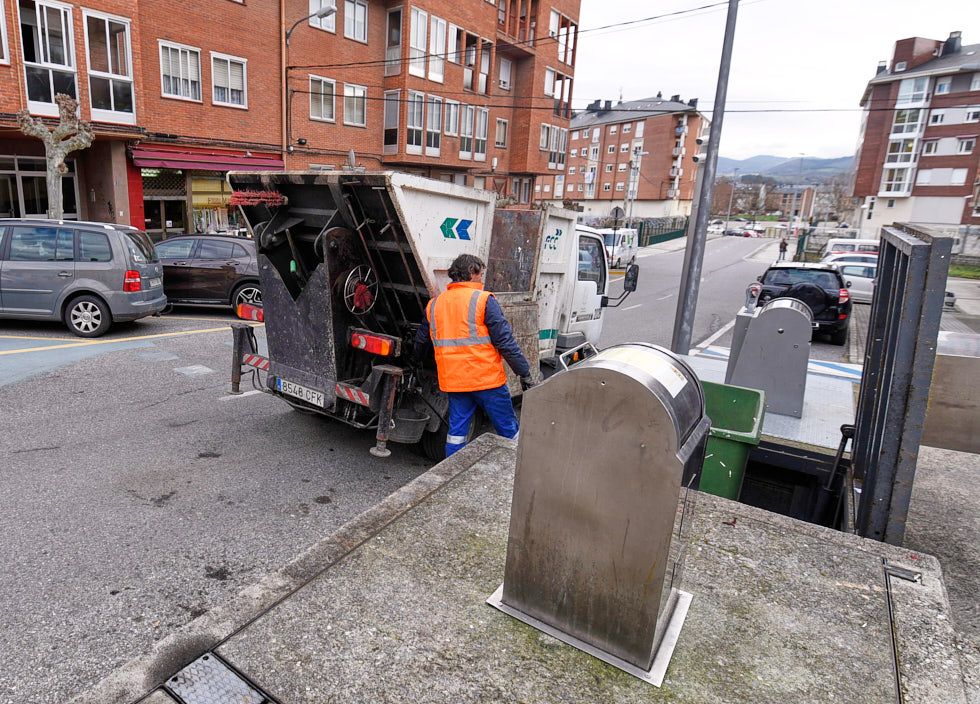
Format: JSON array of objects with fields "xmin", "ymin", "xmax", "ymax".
[{"xmin": 130, "ymin": 147, "xmax": 283, "ymax": 172}]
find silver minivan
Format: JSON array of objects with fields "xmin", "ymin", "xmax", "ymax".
[{"xmin": 0, "ymin": 219, "xmax": 166, "ymax": 337}]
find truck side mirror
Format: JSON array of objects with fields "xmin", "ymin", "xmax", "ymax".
[{"xmin": 624, "ymin": 264, "xmax": 639, "ymax": 292}]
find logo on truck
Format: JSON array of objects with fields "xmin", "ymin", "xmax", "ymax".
[
  {"xmin": 440, "ymin": 217, "xmax": 473, "ymax": 241},
  {"xmin": 544, "ymin": 228, "xmax": 563, "ymax": 251}
]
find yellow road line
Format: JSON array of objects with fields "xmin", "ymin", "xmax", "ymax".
[
  {"xmin": 168, "ymin": 315, "xmax": 243, "ymax": 323},
  {"xmin": 0, "ymin": 324, "xmax": 261, "ymax": 356},
  {"xmin": 0, "ymin": 334, "xmax": 77, "ymax": 342}
]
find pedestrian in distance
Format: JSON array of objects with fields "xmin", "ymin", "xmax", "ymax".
[
  {"xmin": 415, "ymin": 254, "xmax": 535, "ymax": 457},
  {"xmin": 778, "ymin": 237, "xmax": 788, "ymax": 261}
]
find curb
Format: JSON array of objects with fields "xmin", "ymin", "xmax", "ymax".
[{"xmin": 69, "ymin": 434, "xmax": 514, "ymax": 704}]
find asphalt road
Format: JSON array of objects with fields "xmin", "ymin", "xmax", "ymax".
[{"xmin": 0, "ymin": 309, "xmax": 432, "ymax": 703}]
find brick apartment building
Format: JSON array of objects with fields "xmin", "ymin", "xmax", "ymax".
[
  {"xmin": 533, "ymin": 94, "xmax": 708, "ymax": 219},
  {"xmin": 851, "ymin": 31, "xmax": 980, "ymax": 235},
  {"xmin": 0, "ymin": 0, "xmax": 578, "ymax": 238}
]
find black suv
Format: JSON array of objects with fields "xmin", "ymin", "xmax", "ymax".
[
  {"xmin": 753, "ymin": 262, "xmax": 852, "ymax": 345},
  {"xmin": 155, "ymin": 235, "xmax": 260, "ymax": 310}
]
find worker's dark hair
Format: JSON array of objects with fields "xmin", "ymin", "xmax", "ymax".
[{"xmin": 448, "ymin": 254, "xmax": 485, "ymax": 282}]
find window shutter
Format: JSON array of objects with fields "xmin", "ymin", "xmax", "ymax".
[
  {"xmin": 213, "ymin": 58, "xmax": 229, "ymax": 89},
  {"xmin": 160, "ymin": 46, "xmax": 172, "ymax": 77},
  {"xmin": 188, "ymin": 50, "xmax": 199, "ymax": 81},
  {"xmin": 230, "ymin": 61, "xmax": 245, "ymax": 92}
]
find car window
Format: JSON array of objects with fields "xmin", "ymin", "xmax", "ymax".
[
  {"xmin": 232, "ymin": 243, "xmax": 250, "ymax": 259},
  {"xmin": 578, "ymin": 236, "xmax": 606, "ymax": 291},
  {"xmin": 197, "ymin": 239, "xmax": 237, "ymax": 260},
  {"xmin": 78, "ymin": 231, "xmax": 112, "ymax": 262},
  {"xmin": 8, "ymin": 226, "xmax": 73, "ymax": 261},
  {"xmin": 156, "ymin": 239, "xmax": 196, "ymax": 259},
  {"xmin": 840, "ymin": 266, "xmax": 868, "ymax": 278},
  {"xmin": 124, "ymin": 230, "xmax": 159, "ymax": 263},
  {"xmin": 857, "ymin": 244, "xmax": 879, "ymax": 252},
  {"xmin": 764, "ymin": 268, "xmax": 840, "ymax": 289}
]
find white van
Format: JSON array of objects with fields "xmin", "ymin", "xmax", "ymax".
[
  {"xmin": 823, "ymin": 238, "xmax": 879, "ymax": 257},
  {"xmin": 598, "ymin": 228, "xmax": 639, "ymax": 268}
]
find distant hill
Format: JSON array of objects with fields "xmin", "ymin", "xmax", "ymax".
[{"xmin": 717, "ymin": 155, "xmax": 854, "ymax": 183}]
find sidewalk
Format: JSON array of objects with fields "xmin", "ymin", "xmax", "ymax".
[{"xmin": 635, "ymin": 233, "xmax": 723, "ymax": 258}]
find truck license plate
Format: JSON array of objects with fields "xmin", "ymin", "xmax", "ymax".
[{"xmin": 276, "ymin": 378, "xmax": 325, "ymax": 407}]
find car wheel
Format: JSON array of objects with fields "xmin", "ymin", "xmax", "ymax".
[
  {"xmin": 64, "ymin": 295, "xmax": 111, "ymax": 338},
  {"xmin": 232, "ymin": 283, "xmax": 262, "ymax": 309},
  {"xmin": 829, "ymin": 327, "xmax": 848, "ymax": 346}
]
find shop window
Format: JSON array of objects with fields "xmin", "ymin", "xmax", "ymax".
[
  {"xmin": 20, "ymin": 0, "xmax": 78, "ymax": 115},
  {"xmin": 344, "ymin": 84, "xmax": 367, "ymax": 126},
  {"xmin": 344, "ymin": 0, "xmax": 368, "ymax": 42},
  {"xmin": 84, "ymin": 12, "xmax": 134, "ymax": 123},
  {"xmin": 310, "ymin": 76, "xmax": 335, "ymax": 121},
  {"xmin": 160, "ymin": 41, "xmax": 201, "ymax": 101},
  {"xmin": 211, "ymin": 53, "xmax": 246, "ymax": 108},
  {"xmin": 309, "ymin": 0, "xmax": 336, "ymax": 32}
]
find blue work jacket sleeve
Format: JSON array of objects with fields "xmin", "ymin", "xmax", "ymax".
[
  {"xmin": 485, "ymin": 296, "xmax": 531, "ymax": 377},
  {"xmin": 415, "ymin": 317, "xmax": 432, "ymax": 356}
]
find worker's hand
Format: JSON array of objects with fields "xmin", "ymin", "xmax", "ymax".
[{"xmin": 520, "ymin": 375, "xmax": 536, "ymax": 391}]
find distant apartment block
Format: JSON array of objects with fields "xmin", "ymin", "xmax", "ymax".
[
  {"xmin": 534, "ymin": 94, "xmax": 708, "ymax": 218},
  {"xmin": 851, "ymin": 31, "xmax": 980, "ymax": 234}
]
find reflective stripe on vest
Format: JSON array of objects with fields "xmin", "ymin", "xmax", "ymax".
[{"xmin": 430, "ymin": 290, "xmax": 492, "ymax": 347}]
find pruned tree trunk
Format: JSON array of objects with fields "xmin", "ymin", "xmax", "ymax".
[{"xmin": 17, "ymin": 94, "xmax": 94, "ymax": 219}]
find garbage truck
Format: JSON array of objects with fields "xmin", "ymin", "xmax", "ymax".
[{"xmin": 226, "ymin": 171, "xmax": 638, "ymax": 459}]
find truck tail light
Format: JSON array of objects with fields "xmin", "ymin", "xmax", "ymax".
[
  {"xmin": 838, "ymin": 287, "xmax": 850, "ymax": 304},
  {"xmin": 351, "ymin": 331, "xmax": 395, "ymax": 356},
  {"xmin": 123, "ymin": 270, "xmax": 142, "ymax": 292}
]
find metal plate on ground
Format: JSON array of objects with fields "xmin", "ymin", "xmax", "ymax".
[{"xmin": 165, "ymin": 653, "xmax": 267, "ymax": 704}]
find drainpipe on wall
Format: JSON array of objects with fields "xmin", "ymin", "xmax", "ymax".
[{"xmin": 280, "ymin": 0, "xmax": 288, "ymax": 160}]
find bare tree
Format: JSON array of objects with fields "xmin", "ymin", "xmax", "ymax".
[{"xmin": 17, "ymin": 94, "xmax": 94, "ymax": 219}]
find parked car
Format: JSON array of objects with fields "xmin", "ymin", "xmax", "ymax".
[
  {"xmin": 598, "ymin": 228, "xmax": 638, "ymax": 268},
  {"xmin": 155, "ymin": 235, "xmax": 260, "ymax": 310},
  {"xmin": 835, "ymin": 263, "xmax": 876, "ymax": 304},
  {"xmin": 0, "ymin": 219, "xmax": 165, "ymax": 337},
  {"xmin": 751, "ymin": 262, "xmax": 853, "ymax": 345},
  {"xmin": 822, "ymin": 238, "xmax": 879, "ymax": 257},
  {"xmin": 821, "ymin": 253, "xmax": 878, "ymax": 266}
]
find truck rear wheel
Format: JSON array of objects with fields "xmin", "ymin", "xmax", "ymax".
[{"xmin": 418, "ymin": 414, "xmax": 478, "ymax": 462}]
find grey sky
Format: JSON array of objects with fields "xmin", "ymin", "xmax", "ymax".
[{"xmin": 574, "ymin": 0, "xmax": 975, "ymax": 159}]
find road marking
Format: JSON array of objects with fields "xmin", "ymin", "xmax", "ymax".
[
  {"xmin": 623, "ymin": 304, "xmax": 643, "ymax": 311},
  {"xmin": 0, "ymin": 334, "xmax": 76, "ymax": 342},
  {"xmin": 168, "ymin": 315, "xmax": 246, "ymax": 323},
  {"xmin": 610, "ymin": 275, "xmax": 624, "ymax": 282},
  {"xmin": 689, "ymin": 319, "xmax": 737, "ymax": 356},
  {"xmin": 657, "ymin": 294, "xmax": 674, "ymax": 301},
  {"xmin": 220, "ymin": 389, "xmax": 264, "ymax": 401},
  {"xmin": 0, "ymin": 325, "xmax": 257, "ymax": 356}
]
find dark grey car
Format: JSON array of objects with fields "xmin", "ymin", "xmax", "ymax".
[{"xmin": 0, "ymin": 219, "xmax": 167, "ymax": 337}]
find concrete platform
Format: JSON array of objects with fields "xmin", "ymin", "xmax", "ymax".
[{"xmin": 73, "ymin": 435, "xmax": 969, "ymax": 704}]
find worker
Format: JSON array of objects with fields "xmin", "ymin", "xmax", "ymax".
[{"xmin": 416, "ymin": 254, "xmax": 534, "ymax": 457}]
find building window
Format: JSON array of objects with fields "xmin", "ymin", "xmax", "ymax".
[
  {"xmin": 607, "ymin": 145, "xmax": 614, "ymax": 154},
  {"xmin": 934, "ymin": 77, "xmax": 952, "ymax": 95},
  {"xmin": 444, "ymin": 100, "xmax": 459, "ymax": 135},
  {"xmin": 881, "ymin": 168, "xmax": 911, "ymax": 193},
  {"xmin": 0, "ymin": 0, "xmax": 8, "ymax": 63},
  {"xmin": 310, "ymin": 75, "xmax": 336, "ymax": 121},
  {"xmin": 951, "ymin": 168, "xmax": 968, "ymax": 186},
  {"xmin": 635, "ymin": 121, "xmax": 645, "ymax": 137},
  {"xmin": 459, "ymin": 105, "xmax": 474, "ymax": 158},
  {"xmin": 896, "ymin": 76, "xmax": 928, "ymax": 104},
  {"xmin": 495, "ymin": 118, "xmax": 508, "ymax": 147},
  {"xmin": 474, "ymin": 108, "xmax": 488, "ymax": 160},
  {"xmin": 623, "ymin": 123, "xmax": 631, "ymax": 133},
  {"xmin": 894, "ymin": 61, "xmax": 907, "ymax": 71},
  {"xmin": 620, "ymin": 143, "xmax": 629, "ymax": 153},
  {"xmin": 21, "ymin": 0, "xmax": 78, "ymax": 114},
  {"xmin": 603, "ymin": 183, "xmax": 611, "ymax": 192},
  {"xmin": 426, "ymin": 96, "xmax": 442, "ymax": 155},
  {"xmin": 604, "ymin": 164, "xmax": 612, "ymax": 172},
  {"xmin": 886, "ymin": 199, "xmax": 895, "ymax": 208},
  {"xmin": 548, "ymin": 9, "xmax": 559, "ymax": 36},
  {"xmin": 618, "ymin": 163, "xmax": 627, "ymax": 172},
  {"xmin": 383, "ymin": 89, "xmax": 399, "ymax": 153},
  {"xmin": 540, "ymin": 124, "xmax": 550, "ymax": 150},
  {"xmin": 428, "ymin": 16, "xmax": 446, "ymax": 82},
  {"xmin": 616, "ymin": 183, "xmax": 624, "ymax": 191},
  {"xmin": 344, "ymin": 0, "xmax": 368, "ymax": 42},
  {"xmin": 609, "ymin": 125, "xmax": 617, "ymax": 134},
  {"xmin": 577, "ymin": 184, "xmax": 583, "ymax": 192},
  {"xmin": 447, "ymin": 24, "xmax": 460, "ymax": 64},
  {"xmin": 83, "ymin": 12, "xmax": 134, "ymax": 123},
  {"xmin": 589, "ymin": 145, "xmax": 598, "ymax": 160},
  {"xmin": 966, "ymin": 108, "xmax": 980, "ymax": 123},
  {"xmin": 344, "ymin": 83, "xmax": 367, "ymax": 126},
  {"xmin": 499, "ymin": 57, "xmax": 512, "ymax": 90},
  {"xmin": 929, "ymin": 110, "xmax": 945, "ymax": 125},
  {"xmin": 159, "ymin": 41, "xmax": 201, "ymax": 102},
  {"xmin": 591, "ymin": 128, "xmax": 599, "ymax": 142},
  {"xmin": 310, "ymin": 0, "xmax": 336, "ymax": 31},
  {"xmin": 892, "ymin": 108, "xmax": 922, "ymax": 134},
  {"xmin": 921, "ymin": 140, "xmax": 938, "ymax": 155},
  {"xmin": 211, "ymin": 53, "xmax": 246, "ymax": 108},
  {"xmin": 972, "ymin": 73, "xmax": 980, "ymax": 91},
  {"xmin": 958, "ymin": 138, "xmax": 975, "ymax": 154},
  {"xmin": 406, "ymin": 91, "xmax": 424, "ymax": 153},
  {"xmin": 568, "ymin": 166, "xmax": 575, "ymax": 174},
  {"xmin": 409, "ymin": 8, "xmax": 427, "ymax": 77},
  {"xmin": 385, "ymin": 9, "xmax": 401, "ymax": 76},
  {"xmin": 544, "ymin": 68, "xmax": 555, "ymax": 96},
  {"xmin": 543, "ymin": 184, "xmax": 551, "ymax": 193},
  {"xmin": 885, "ymin": 139, "xmax": 915, "ymax": 164}
]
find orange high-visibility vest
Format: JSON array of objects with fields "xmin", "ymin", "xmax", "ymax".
[{"xmin": 427, "ymin": 281, "xmax": 508, "ymax": 392}]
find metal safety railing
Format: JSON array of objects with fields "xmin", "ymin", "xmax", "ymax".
[{"xmin": 851, "ymin": 223, "xmax": 952, "ymax": 545}]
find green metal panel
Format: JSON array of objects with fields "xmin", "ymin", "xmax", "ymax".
[{"xmin": 699, "ymin": 380, "xmax": 766, "ymax": 500}]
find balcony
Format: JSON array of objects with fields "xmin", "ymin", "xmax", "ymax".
[
  {"xmin": 667, "ymin": 188, "xmax": 679, "ymax": 198},
  {"xmin": 670, "ymin": 167, "xmax": 683, "ymax": 178},
  {"xmin": 672, "ymin": 147, "xmax": 684, "ymax": 157},
  {"xmin": 675, "ymin": 126, "xmax": 688, "ymax": 136}
]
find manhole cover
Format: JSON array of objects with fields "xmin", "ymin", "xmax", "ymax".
[{"xmin": 165, "ymin": 653, "xmax": 269, "ymax": 704}]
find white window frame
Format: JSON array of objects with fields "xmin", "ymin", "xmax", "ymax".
[
  {"xmin": 548, "ymin": 9, "xmax": 559, "ymax": 37},
  {"xmin": 921, "ymin": 140, "xmax": 938, "ymax": 156},
  {"xmin": 474, "ymin": 107, "xmax": 488, "ymax": 161},
  {"xmin": 344, "ymin": 0, "xmax": 368, "ymax": 43},
  {"xmin": 892, "ymin": 108, "xmax": 923, "ymax": 135},
  {"xmin": 21, "ymin": 0, "xmax": 78, "ymax": 116},
  {"xmin": 934, "ymin": 76, "xmax": 952, "ymax": 95},
  {"xmin": 81, "ymin": 10, "xmax": 135, "ymax": 124},
  {"xmin": 957, "ymin": 138, "xmax": 975, "ymax": 155},
  {"xmin": 972, "ymin": 74, "xmax": 980, "ymax": 91},
  {"xmin": 343, "ymin": 83, "xmax": 367, "ymax": 127},
  {"xmin": 447, "ymin": 24, "xmax": 460, "ymax": 64},
  {"xmin": 966, "ymin": 108, "xmax": 980, "ymax": 123},
  {"xmin": 426, "ymin": 95, "xmax": 442, "ymax": 156},
  {"xmin": 623, "ymin": 123, "xmax": 631, "ymax": 133},
  {"xmin": 309, "ymin": 0, "xmax": 336, "ymax": 33},
  {"xmin": 894, "ymin": 61, "xmax": 907, "ymax": 72},
  {"xmin": 544, "ymin": 67, "xmax": 555, "ymax": 97},
  {"xmin": 405, "ymin": 90, "xmax": 424, "ymax": 154},
  {"xmin": 495, "ymin": 118, "xmax": 508, "ymax": 148},
  {"xmin": 1, "ymin": 0, "xmax": 10, "ymax": 64},
  {"xmin": 568, "ymin": 166, "xmax": 575, "ymax": 174},
  {"xmin": 616, "ymin": 183, "xmax": 625, "ymax": 191},
  {"xmin": 409, "ymin": 7, "xmax": 428, "ymax": 77},
  {"xmin": 384, "ymin": 7, "xmax": 402, "ymax": 76},
  {"xmin": 929, "ymin": 109, "xmax": 945, "ymax": 125},
  {"xmin": 499, "ymin": 56, "xmax": 512, "ymax": 90},
  {"xmin": 210, "ymin": 52, "xmax": 248, "ymax": 109},
  {"xmin": 620, "ymin": 143, "xmax": 629, "ymax": 153},
  {"xmin": 607, "ymin": 145, "xmax": 614, "ymax": 154},
  {"xmin": 539, "ymin": 124, "xmax": 550, "ymax": 151},
  {"xmin": 604, "ymin": 164, "xmax": 612, "ymax": 173},
  {"xmin": 571, "ymin": 130, "xmax": 579, "ymax": 140},
  {"xmin": 428, "ymin": 15, "xmax": 446, "ymax": 82},
  {"xmin": 383, "ymin": 89, "xmax": 399, "ymax": 154},
  {"xmin": 444, "ymin": 99, "xmax": 459, "ymax": 136},
  {"xmin": 609, "ymin": 125, "xmax": 617, "ymax": 134},
  {"xmin": 309, "ymin": 74, "xmax": 336, "ymax": 122},
  {"xmin": 635, "ymin": 121, "xmax": 644, "ymax": 137},
  {"xmin": 158, "ymin": 40, "xmax": 201, "ymax": 104},
  {"xmin": 617, "ymin": 163, "xmax": 627, "ymax": 172},
  {"xmin": 570, "ymin": 148, "xmax": 577, "ymax": 157},
  {"xmin": 603, "ymin": 183, "xmax": 611, "ymax": 192},
  {"xmin": 459, "ymin": 104, "xmax": 474, "ymax": 159}
]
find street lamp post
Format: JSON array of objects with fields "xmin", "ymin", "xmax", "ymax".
[
  {"xmin": 282, "ymin": 4, "xmax": 337, "ymax": 156},
  {"xmin": 725, "ymin": 167, "xmax": 740, "ymax": 230}
]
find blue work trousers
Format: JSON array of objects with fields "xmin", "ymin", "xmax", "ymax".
[{"xmin": 446, "ymin": 384, "xmax": 518, "ymax": 457}]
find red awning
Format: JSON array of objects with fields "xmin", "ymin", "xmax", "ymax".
[{"xmin": 130, "ymin": 146, "xmax": 283, "ymax": 172}]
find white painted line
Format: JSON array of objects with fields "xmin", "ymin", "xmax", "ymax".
[
  {"xmin": 656, "ymin": 294, "xmax": 673, "ymax": 301},
  {"xmin": 623, "ymin": 304, "xmax": 643, "ymax": 311},
  {"xmin": 689, "ymin": 318, "xmax": 736, "ymax": 356},
  {"xmin": 220, "ymin": 389, "xmax": 263, "ymax": 401}
]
